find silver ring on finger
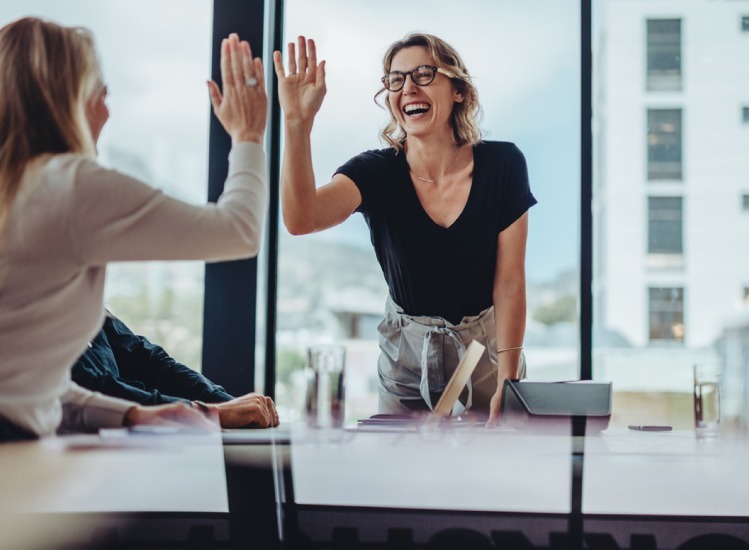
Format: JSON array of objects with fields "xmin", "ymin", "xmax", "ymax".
[{"xmin": 245, "ymin": 76, "xmax": 258, "ymax": 87}]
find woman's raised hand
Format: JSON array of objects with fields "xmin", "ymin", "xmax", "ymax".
[
  {"xmin": 273, "ymin": 36, "xmax": 326, "ymax": 130},
  {"xmin": 208, "ymin": 33, "xmax": 268, "ymax": 144}
]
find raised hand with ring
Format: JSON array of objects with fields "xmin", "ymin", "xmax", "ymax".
[{"xmin": 207, "ymin": 32, "xmax": 268, "ymax": 144}]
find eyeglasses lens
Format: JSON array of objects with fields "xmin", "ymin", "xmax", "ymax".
[
  {"xmin": 383, "ymin": 66, "xmax": 437, "ymax": 91},
  {"xmin": 384, "ymin": 74, "xmax": 405, "ymax": 91},
  {"xmin": 412, "ymin": 66, "xmax": 436, "ymax": 85}
]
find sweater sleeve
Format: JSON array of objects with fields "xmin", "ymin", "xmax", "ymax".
[
  {"xmin": 66, "ymin": 142, "xmax": 267, "ymax": 264},
  {"xmin": 59, "ymin": 381, "xmax": 135, "ymax": 433}
]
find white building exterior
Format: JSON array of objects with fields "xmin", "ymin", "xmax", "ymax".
[{"xmin": 595, "ymin": 0, "xmax": 749, "ymax": 350}]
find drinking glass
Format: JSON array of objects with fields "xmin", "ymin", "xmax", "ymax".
[
  {"xmin": 694, "ymin": 363, "xmax": 721, "ymax": 440},
  {"xmin": 305, "ymin": 345, "xmax": 346, "ymax": 429}
]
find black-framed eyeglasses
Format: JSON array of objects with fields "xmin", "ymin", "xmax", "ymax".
[{"xmin": 381, "ymin": 65, "xmax": 452, "ymax": 92}]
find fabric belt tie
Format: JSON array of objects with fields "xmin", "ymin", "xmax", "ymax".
[{"xmin": 419, "ymin": 326, "xmax": 472, "ymax": 415}]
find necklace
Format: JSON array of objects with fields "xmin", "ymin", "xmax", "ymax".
[{"xmin": 408, "ymin": 147, "xmax": 462, "ymax": 184}]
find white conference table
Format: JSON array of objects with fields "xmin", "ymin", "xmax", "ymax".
[
  {"xmin": 584, "ymin": 428, "xmax": 749, "ymax": 517},
  {"xmin": 583, "ymin": 428, "xmax": 749, "ymax": 549},
  {"xmin": 289, "ymin": 424, "xmax": 574, "ymax": 514},
  {"xmin": 280, "ymin": 422, "xmax": 575, "ymax": 548},
  {"xmin": 0, "ymin": 430, "xmax": 228, "ymax": 549},
  {"xmin": 276, "ymin": 423, "xmax": 749, "ymax": 548}
]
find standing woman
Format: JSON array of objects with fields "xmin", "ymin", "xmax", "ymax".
[
  {"xmin": 0, "ymin": 18, "xmax": 273, "ymax": 441},
  {"xmin": 274, "ymin": 33, "xmax": 536, "ymax": 424}
]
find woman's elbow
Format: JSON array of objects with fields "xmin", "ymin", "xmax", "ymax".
[
  {"xmin": 282, "ymin": 214, "xmax": 315, "ymax": 236},
  {"xmin": 232, "ymin": 218, "xmax": 264, "ymax": 257}
]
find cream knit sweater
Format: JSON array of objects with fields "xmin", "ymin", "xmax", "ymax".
[{"xmin": 0, "ymin": 142, "xmax": 267, "ymax": 436}]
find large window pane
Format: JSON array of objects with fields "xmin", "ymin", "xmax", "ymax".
[
  {"xmin": 648, "ymin": 196, "xmax": 683, "ymax": 254},
  {"xmin": 647, "ymin": 109, "xmax": 682, "ymax": 180},
  {"xmin": 646, "ymin": 19, "xmax": 682, "ymax": 91},
  {"xmin": 649, "ymin": 287, "xmax": 685, "ymax": 343},
  {"xmin": 594, "ymin": 0, "xmax": 749, "ymax": 432},
  {"xmin": 1, "ymin": 1, "xmax": 212, "ymax": 371},
  {"xmin": 276, "ymin": 0, "xmax": 580, "ymax": 422}
]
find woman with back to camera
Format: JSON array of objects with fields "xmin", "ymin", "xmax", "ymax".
[
  {"xmin": 274, "ymin": 33, "xmax": 536, "ymax": 424},
  {"xmin": 0, "ymin": 17, "xmax": 277, "ymax": 442}
]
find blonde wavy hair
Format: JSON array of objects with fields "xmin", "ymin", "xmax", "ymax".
[
  {"xmin": 0, "ymin": 17, "xmax": 101, "ymax": 232},
  {"xmin": 375, "ymin": 33, "xmax": 483, "ymax": 151}
]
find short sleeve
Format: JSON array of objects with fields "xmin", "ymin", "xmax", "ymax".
[
  {"xmin": 334, "ymin": 149, "xmax": 394, "ymax": 215},
  {"xmin": 497, "ymin": 144, "xmax": 537, "ymax": 233}
]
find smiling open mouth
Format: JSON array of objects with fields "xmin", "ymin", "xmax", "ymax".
[{"xmin": 403, "ymin": 103, "xmax": 431, "ymax": 117}]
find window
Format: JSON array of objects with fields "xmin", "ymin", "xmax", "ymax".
[
  {"xmin": 594, "ymin": 2, "xmax": 748, "ymax": 431},
  {"xmin": 648, "ymin": 197, "xmax": 683, "ymax": 254},
  {"xmin": 743, "ymin": 106, "xmax": 749, "ymax": 124},
  {"xmin": 742, "ymin": 15, "xmax": 749, "ymax": 32},
  {"xmin": 649, "ymin": 288, "xmax": 684, "ymax": 343},
  {"xmin": 743, "ymin": 194, "xmax": 749, "ymax": 211},
  {"xmin": 276, "ymin": 0, "xmax": 581, "ymax": 422},
  {"xmin": 647, "ymin": 109, "xmax": 682, "ymax": 180},
  {"xmin": 744, "ymin": 287, "xmax": 749, "ymax": 304},
  {"xmin": 646, "ymin": 19, "xmax": 682, "ymax": 91},
  {"xmin": 1, "ymin": 0, "xmax": 213, "ymax": 371}
]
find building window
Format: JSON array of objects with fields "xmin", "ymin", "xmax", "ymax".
[
  {"xmin": 743, "ymin": 106, "xmax": 749, "ymax": 124},
  {"xmin": 742, "ymin": 194, "xmax": 749, "ymax": 211},
  {"xmin": 648, "ymin": 109, "xmax": 682, "ymax": 180},
  {"xmin": 648, "ymin": 197, "xmax": 683, "ymax": 254},
  {"xmin": 744, "ymin": 287, "xmax": 749, "ymax": 304},
  {"xmin": 646, "ymin": 19, "xmax": 682, "ymax": 91},
  {"xmin": 649, "ymin": 288, "xmax": 684, "ymax": 342},
  {"xmin": 742, "ymin": 15, "xmax": 749, "ymax": 32}
]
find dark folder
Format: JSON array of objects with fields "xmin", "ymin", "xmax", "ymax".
[{"xmin": 500, "ymin": 380, "xmax": 612, "ymax": 434}]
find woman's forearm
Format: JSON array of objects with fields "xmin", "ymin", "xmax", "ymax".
[
  {"xmin": 280, "ymin": 119, "xmax": 319, "ymax": 235},
  {"xmin": 494, "ymin": 278, "xmax": 527, "ymax": 381}
]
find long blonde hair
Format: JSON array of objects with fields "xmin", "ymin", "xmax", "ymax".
[
  {"xmin": 375, "ymin": 33, "xmax": 483, "ymax": 151},
  {"xmin": 0, "ymin": 17, "xmax": 100, "ymax": 232}
]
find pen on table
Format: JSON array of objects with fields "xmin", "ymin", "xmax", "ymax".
[{"xmin": 628, "ymin": 425, "xmax": 672, "ymax": 432}]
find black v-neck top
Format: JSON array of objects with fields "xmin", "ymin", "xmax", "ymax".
[{"xmin": 335, "ymin": 140, "xmax": 536, "ymax": 325}]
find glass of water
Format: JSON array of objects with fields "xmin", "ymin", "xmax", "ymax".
[
  {"xmin": 694, "ymin": 363, "xmax": 721, "ymax": 440},
  {"xmin": 305, "ymin": 345, "xmax": 346, "ymax": 429}
]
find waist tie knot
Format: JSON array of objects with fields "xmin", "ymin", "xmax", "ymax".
[{"xmin": 419, "ymin": 326, "xmax": 472, "ymax": 414}]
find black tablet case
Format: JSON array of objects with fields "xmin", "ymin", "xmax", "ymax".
[{"xmin": 500, "ymin": 380, "xmax": 612, "ymax": 434}]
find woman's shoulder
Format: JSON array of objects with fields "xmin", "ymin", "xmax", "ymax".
[
  {"xmin": 33, "ymin": 152, "xmax": 103, "ymax": 189},
  {"xmin": 337, "ymin": 147, "xmax": 399, "ymax": 177},
  {"xmin": 474, "ymin": 140, "xmax": 524, "ymax": 158},
  {"xmin": 474, "ymin": 141, "xmax": 527, "ymax": 173},
  {"xmin": 41, "ymin": 151, "xmax": 95, "ymax": 170},
  {"xmin": 20, "ymin": 153, "xmax": 91, "ymax": 196},
  {"xmin": 345, "ymin": 147, "xmax": 398, "ymax": 165}
]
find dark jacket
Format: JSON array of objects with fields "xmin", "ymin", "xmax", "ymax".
[{"xmin": 71, "ymin": 314, "xmax": 234, "ymax": 405}]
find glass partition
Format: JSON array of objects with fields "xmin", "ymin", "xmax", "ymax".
[
  {"xmin": 593, "ymin": 0, "xmax": 749, "ymax": 430},
  {"xmin": 1, "ymin": 0, "xmax": 212, "ymax": 370},
  {"xmin": 276, "ymin": 0, "xmax": 581, "ymax": 422}
]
